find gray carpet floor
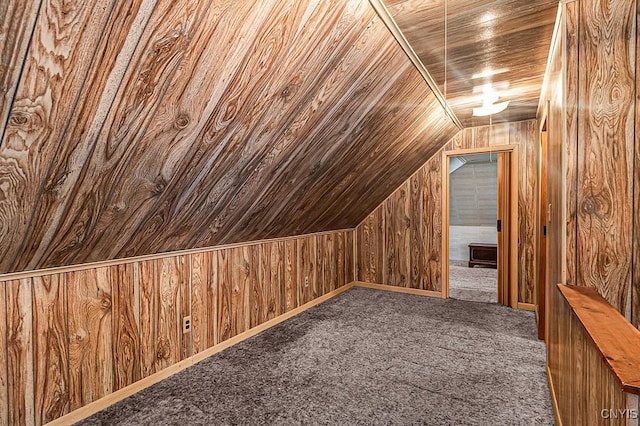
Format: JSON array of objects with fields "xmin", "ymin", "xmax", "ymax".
[
  {"xmin": 80, "ymin": 287, "xmax": 553, "ymax": 425},
  {"xmin": 449, "ymin": 263, "xmax": 498, "ymax": 304}
]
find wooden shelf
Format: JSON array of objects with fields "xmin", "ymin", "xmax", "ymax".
[{"xmin": 558, "ymin": 284, "xmax": 640, "ymax": 395}]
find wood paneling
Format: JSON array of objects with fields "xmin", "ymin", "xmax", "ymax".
[
  {"xmin": 542, "ymin": 0, "xmax": 638, "ymax": 320},
  {"xmin": 565, "ymin": 0, "xmax": 579, "ymax": 289},
  {"xmin": 356, "ymin": 209, "xmax": 385, "ymax": 284},
  {"xmin": 559, "ymin": 285, "xmax": 640, "ymax": 394},
  {"xmin": 284, "ymin": 239, "xmax": 299, "ymax": 313},
  {"xmin": 0, "ymin": 1, "xmax": 40, "ymax": 134},
  {"xmin": 261, "ymin": 241, "xmax": 285, "ymax": 321},
  {"xmin": 345, "ymin": 231, "xmax": 355, "ymax": 284},
  {"xmin": 0, "ymin": 281, "xmax": 7, "ymax": 426},
  {"xmin": 384, "ymin": 182, "xmax": 411, "ymax": 287},
  {"xmin": 0, "ymin": 0, "xmax": 152, "ymax": 274},
  {"xmin": 0, "ymin": 0, "xmax": 458, "ymax": 275},
  {"xmin": 548, "ymin": 285, "xmax": 640, "ymax": 424},
  {"xmin": 111, "ymin": 263, "xmax": 141, "ymax": 391},
  {"xmin": 191, "ymin": 251, "xmax": 214, "ymax": 353},
  {"xmin": 298, "ymin": 236, "xmax": 317, "ymax": 305},
  {"xmin": 7, "ymin": 279, "xmax": 34, "ymax": 425},
  {"xmin": 67, "ymin": 268, "xmax": 112, "ymax": 410},
  {"xmin": 635, "ymin": 0, "xmax": 640, "ymax": 330},
  {"xmin": 540, "ymin": 1, "xmax": 640, "ymax": 422},
  {"xmin": 139, "ymin": 259, "xmax": 157, "ymax": 379},
  {"xmin": 230, "ymin": 247, "xmax": 253, "ymax": 335},
  {"xmin": 576, "ymin": 0, "xmax": 635, "ymax": 317},
  {"xmin": 385, "ymin": 0, "xmax": 558, "ymax": 126},
  {"xmin": 356, "ymin": 120, "xmax": 538, "ymax": 302},
  {"xmin": 216, "ymin": 249, "xmax": 232, "ymax": 344},
  {"xmin": 155, "ymin": 257, "xmax": 185, "ymax": 370},
  {"xmin": 0, "ymin": 229, "xmax": 354, "ymax": 424},
  {"xmin": 33, "ymin": 275, "xmax": 69, "ymax": 424}
]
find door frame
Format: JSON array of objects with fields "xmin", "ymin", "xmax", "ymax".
[
  {"xmin": 536, "ymin": 111, "xmax": 549, "ymax": 340},
  {"xmin": 441, "ymin": 145, "xmax": 520, "ymax": 308}
]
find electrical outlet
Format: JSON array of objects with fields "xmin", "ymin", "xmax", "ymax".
[
  {"xmin": 183, "ymin": 316, "xmax": 192, "ymax": 333},
  {"xmin": 304, "ymin": 276, "xmax": 309, "ymax": 287}
]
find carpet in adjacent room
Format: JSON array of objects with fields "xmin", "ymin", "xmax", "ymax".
[{"xmin": 449, "ymin": 262, "xmax": 498, "ymax": 303}]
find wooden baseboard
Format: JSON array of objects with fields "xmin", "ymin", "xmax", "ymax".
[
  {"xmin": 546, "ymin": 364, "xmax": 563, "ymax": 426},
  {"xmin": 354, "ymin": 281, "xmax": 443, "ymax": 298},
  {"xmin": 47, "ymin": 283, "xmax": 356, "ymax": 425},
  {"xmin": 517, "ymin": 302, "xmax": 536, "ymax": 311}
]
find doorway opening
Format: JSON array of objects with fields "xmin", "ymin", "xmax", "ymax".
[{"xmin": 441, "ymin": 146, "xmax": 519, "ymax": 308}]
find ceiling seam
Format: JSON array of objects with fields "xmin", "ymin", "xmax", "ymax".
[{"xmin": 367, "ymin": 0, "xmax": 463, "ymax": 130}]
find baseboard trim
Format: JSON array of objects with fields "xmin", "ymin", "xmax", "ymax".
[
  {"xmin": 354, "ymin": 281, "xmax": 443, "ymax": 298},
  {"xmin": 47, "ymin": 283, "xmax": 356, "ymax": 425},
  {"xmin": 517, "ymin": 302, "xmax": 536, "ymax": 312},
  {"xmin": 546, "ymin": 364, "xmax": 563, "ymax": 426}
]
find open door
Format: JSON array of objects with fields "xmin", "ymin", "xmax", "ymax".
[
  {"xmin": 496, "ymin": 152, "xmax": 511, "ymax": 306},
  {"xmin": 536, "ymin": 129, "xmax": 548, "ymax": 340}
]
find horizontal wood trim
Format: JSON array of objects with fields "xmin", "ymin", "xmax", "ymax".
[
  {"xmin": 546, "ymin": 365, "xmax": 564, "ymax": 426},
  {"xmin": 558, "ymin": 284, "xmax": 640, "ymax": 395},
  {"xmin": 353, "ymin": 281, "xmax": 443, "ymax": 298},
  {"xmin": 443, "ymin": 143, "xmax": 521, "ymax": 157},
  {"xmin": 46, "ymin": 282, "xmax": 357, "ymax": 426},
  {"xmin": 517, "ymin": 303, "xmax": 536, "ymax": 312},
  {"xmin": 367, "ymin": 0, "xmax": 462, "ymax": 129},
  {"xmin": 0, "ymin": 229, "xmax": 355, "ymax": 283}
]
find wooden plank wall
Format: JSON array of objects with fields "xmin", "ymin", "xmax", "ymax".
[
  {"xmin": 549, "ymin": 288, "xmax": 639, "ymax": 426},
  {"xmin": 355, "ymin": 120, "xmax": 538, "ymax": 304},
  {"xmin": 0, "ymin": 0, "xmax": 459, "ymax": 275},
  {"xmin": 541, "ymin": 0, "xmax": 640, "ymax": 423},
  {"xmin": 543, "ymin": 0, "xmax": 638, "ymax": 324},
  {"xmin": 0, "ymin": 230, "xmax": 354, "ymax": 425},
  {"xmin": 573, "ymin": 0, "xmax": 636, "ymax": 318}
]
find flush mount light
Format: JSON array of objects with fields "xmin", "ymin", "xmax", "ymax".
[
  {"xmin": 472, "ymin": 83, "xmax": 510, "ymax": 117},
  {"xmin": 473, "ymin": 101, "xmax": 510, "ymax": 116},
  {"xmin": 471, "ymin": 67, "xmax": 509, "ymax": 80}
]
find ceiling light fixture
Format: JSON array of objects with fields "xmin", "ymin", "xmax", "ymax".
[
  {"xmin": 471, "ymin": 67, "xmax": 509, "ymax": 79},
  {"xmin": 472, "ymin": 83, "xmax": 510, "ymax": 117}
]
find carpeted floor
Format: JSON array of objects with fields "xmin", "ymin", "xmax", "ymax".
[
  {"xmin": 80, "ymin": 287, "xmax": 553, "ymax": 426},
  {"xmin": 449, "ymin": 263, "xmax": 498, "ymax": 303}
]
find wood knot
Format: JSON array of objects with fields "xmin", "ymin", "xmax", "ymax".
[
  {"xmin": 100, "ymin": 295, "xmax": 112, "ymax": 311},
  {"xmin": 174, "ymin": 114, "xmax": 190, "ymax": 130},
  {"xmin": 152, "ymin": 176, "xmax": 167, "ymax": 196},
  {"xmin": 156, "ymin": 339, "xmax": 170, "ymax": 360},
  {"xmin": 9, "ymin": 110, "xmax": 43, "ymax": 134},
  {"xmin": 580, "ymin": 193, "xmax": 611, "ymax": 218},
  {"xmin": 281, "ymin": 77, "xmax": 301, "ymax": 101},
  {"xmin": 111, "ymin": 201, "xmax": 126, "ymax": 212}
]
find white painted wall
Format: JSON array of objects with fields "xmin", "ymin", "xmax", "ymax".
[{"xmin": 449, "ymin": 225, "xmax": 497, "ymax": 262}]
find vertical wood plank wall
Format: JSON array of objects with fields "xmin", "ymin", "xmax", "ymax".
[
  {"xmin": 355, "ymin": 120, "xmax": 539, "ymax": 304},
  {"xmin": 541, "ymin": 0, "xmax": 640, "ymax": 423},
  {"xmin": 549, "ymin": 290, "xmax": 640, "ymax": 426},
  {"xmin": 0, "ymin": 230, "xmax": 355, "ymax": 425}
]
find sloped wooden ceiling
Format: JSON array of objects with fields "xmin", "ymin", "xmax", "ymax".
[
  {"xmin": 0, "ymin": 0, "xmax": 459, "ymax": 274},
  {"xmin": 384, "ymin": 0, "xmax": 558, "ymax": 126}
]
